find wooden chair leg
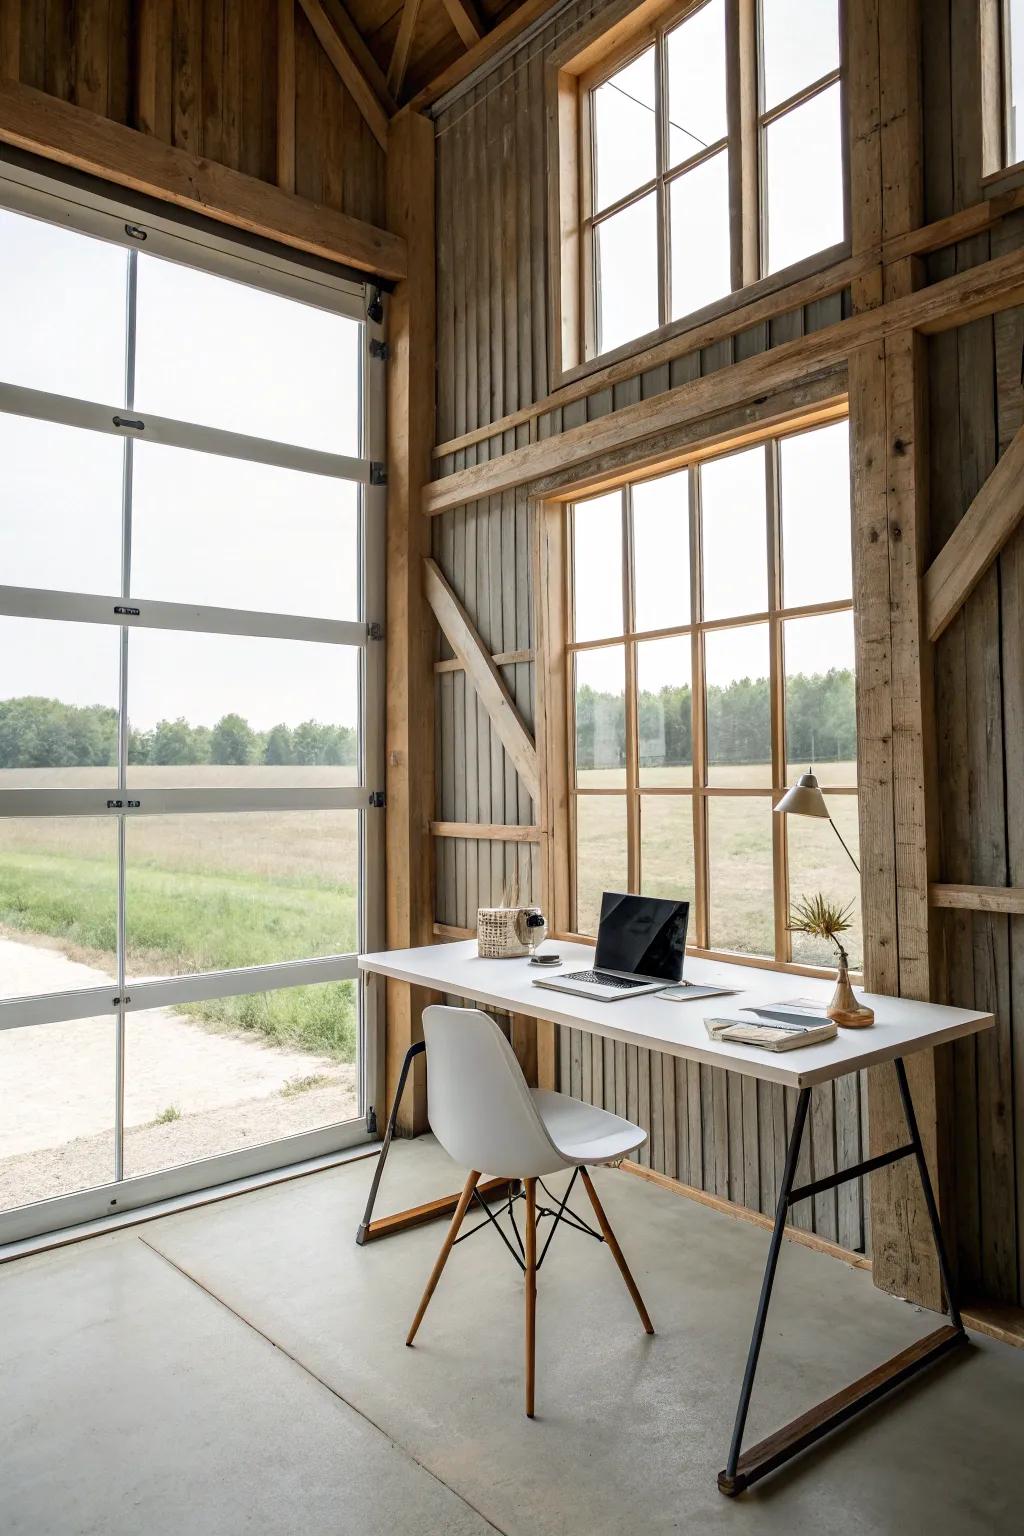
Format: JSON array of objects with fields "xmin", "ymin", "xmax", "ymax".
[
  {"xmin": 579, "ymin": 1167, "xmax": 654, "ymax": 1335},
  {"xmin": 524, "ymin": 1176, "xmax": 538, "ymax": 1418},
  {"xmin": 406, "ymin": 1170, "xmax": 481, "ymax": 1346}
]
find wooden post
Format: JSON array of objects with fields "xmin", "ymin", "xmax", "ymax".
[
  {"xmin": 846, "ymin": 0, "xmax": 947, "ymax": 1309},
  {"xmin": 385, "ymin": 109, "xmax": 437, "ymax": 1134}
]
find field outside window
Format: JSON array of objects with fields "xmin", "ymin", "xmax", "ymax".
[{"xmin": 568, "ymin": 415, "xmax": 860, "ymax": 970}]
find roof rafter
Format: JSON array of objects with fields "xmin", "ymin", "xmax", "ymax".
[
  {"xmin": 440, "ymin": 0, "xmax": 486, "ymax": 49},
  {"xmin": 297, "ymin": 0, "xmax": 392, "ymax": 149},
  {"xmin": 388, "ymin": 0, "xmax": 425, "ymax": 99}
]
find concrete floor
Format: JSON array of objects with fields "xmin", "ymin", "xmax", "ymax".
[{"xmin": 2, "ymin": 1138, "xmax": 1021, "ymax": 1536}]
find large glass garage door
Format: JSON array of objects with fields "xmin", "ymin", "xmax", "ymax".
[{"xmin": 0, "ymin": 169, "xmax": 385, "ymax": 1244}]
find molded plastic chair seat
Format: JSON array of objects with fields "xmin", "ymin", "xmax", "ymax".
[
  {"xmin": 406, "ymin": 1004, "xmax": 654, "ymax": 1417},
  {"xmin": 530, "ymin": 1088, "xmax": 644, "ymax": 1168}
]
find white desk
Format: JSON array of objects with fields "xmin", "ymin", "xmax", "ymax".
[
  {"xmin": 358, "ymin": 939, "xmax": 991, "ymax": 1089},
  {"xmin": 357, "ymin": 940, "xmax": 993, "ymax": 1497}
]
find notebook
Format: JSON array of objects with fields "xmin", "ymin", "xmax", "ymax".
[{"xmin": 703, "ymin": 1016, "xmax": 838, "ymax": 1052}]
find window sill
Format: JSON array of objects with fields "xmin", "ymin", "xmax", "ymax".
[
  {"xmin": 553, "ymin": 932, "xmax": 860, "ymax": 984},
  {"xmin": 551, "ymin": 239, "xmax": 851, "ymax": 394}
]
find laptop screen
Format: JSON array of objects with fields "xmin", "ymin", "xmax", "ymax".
[{"xmin": 594, "ymin": 893, "xmax": 689, "ymax": 981}]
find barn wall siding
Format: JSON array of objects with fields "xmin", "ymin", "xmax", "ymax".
[{"xmin": 428, "ymin": 0, "xmax": 864, "ymax": 1252}]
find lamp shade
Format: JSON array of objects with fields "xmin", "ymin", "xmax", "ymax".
[{"xmin": 774, "ymin": 771, "xmax": 829, "ymax": 819}]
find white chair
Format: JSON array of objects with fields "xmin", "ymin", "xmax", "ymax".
[{"xmin": 406, "ymin": 1004, "xmax": 654, "ymax": 1417}]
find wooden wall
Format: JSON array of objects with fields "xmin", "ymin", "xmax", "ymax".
[
  {"xmin": 923, "ymin": 6, "xmax": 1024, "ymax": 1308},
  {"xmin": 429, "ymin": 0, "xmax": 866, "ymax": 1253},
  {"xmin": 428, "ymin": 0, "xmax": 1024, "ymax": 1301},
  {"xmin": 0, "ymin": 0, "xmax": 386, "ymax": 227}
]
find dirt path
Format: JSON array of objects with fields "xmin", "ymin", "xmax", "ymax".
[{"xmin": 1, "ymin": 937, "xmax": 358, "ymax": 1209}]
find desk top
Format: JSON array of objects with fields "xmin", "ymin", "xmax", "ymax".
[{"xmin": 359, "ymin": 940, "xmax": 993, "ymax": 1090}]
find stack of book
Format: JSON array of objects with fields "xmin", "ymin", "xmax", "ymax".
[{"xmin": 703, "ymin": 1000, "xmax": 836, "ymax": 1052}]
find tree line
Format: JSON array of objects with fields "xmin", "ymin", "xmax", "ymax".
[
  {"xmin": 577, "ymin": 669, "xmax": 856, "ymax": 768},
  {"xmin": 0, "ymin": 697, "xmax": 357, "ymax": 768}
]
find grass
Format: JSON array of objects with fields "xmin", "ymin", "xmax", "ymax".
[
  {"xmin": 280, "ymin": 1073, "xmax": 331, "ymax": 1097},
  {"xmin": 154, "ymin": 1105, "xmax": 182, "ymax": 1125},
  {"xmin": 0, "ymin": 763, "xmax": 862, "ymax": 1065},
  {"xmin": 574, "ymin": 763, "xmax": 863, "ymax": 968},
  {"xmin": 0, "ymin": 796, "xmax": 360, "ymax": 1060}
]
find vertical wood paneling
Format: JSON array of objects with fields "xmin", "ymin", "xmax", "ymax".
[
  {"xmin": 429, "ymin": 0, "xmax": 877, "ymax": 1253},
  {"xmin": 11, "ymin": 1, "xmax": 383, "ymax": 226}
]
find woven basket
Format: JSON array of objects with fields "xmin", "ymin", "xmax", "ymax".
[{"xmin": 477, "ymin": 906, "xmax": 533, "ymax": 959}]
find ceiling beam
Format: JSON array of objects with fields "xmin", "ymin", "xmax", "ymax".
[
  {"xmin": 317, "ymin": 0, "xmax": 398, "ymax": 114},
  {"xmin": 388, "ymin": 0, "xmax": 424, "ymax": 99},
  {"xmin": 923, "ymin": 420, "xmax": 1024, "ymax": 642},
  {"xmin": 0, "ymin": 78, "xmax": 406, "ymax": 279},
  {"xmin": 407, "ymin": 0, "xmax": 558, "ymax": 111},
  {"xmin": 440, "ymin": 0, "xmax": 485, "ymax": 49},
  {"xmin": 297, "ymin": 0, "xmax": 390, "ymax": 150}
]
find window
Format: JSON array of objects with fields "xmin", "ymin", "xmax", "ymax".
[
  {"xmin": 567, "ymin": 416, "xmax": 860, "ymax": 970},
  {"xmin": 554, "ymin": 0, "xmax": 845, "ymax": 372},
  {"xmin": 0, "ymin": 181, "xmax": 384, "ymax": 1239},
  {"xmin": 998, "ymin": 0, "xmax": 1024, "ymax": 166}
]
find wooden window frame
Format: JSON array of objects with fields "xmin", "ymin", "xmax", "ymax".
[
  {"xmin": 547, "ymin": 0, "xmax": 849, "ymax": 388},
  {"xmin": 981, "ymin": 0, "xmax": 1024, "ymax": 181},
  {"xmin": 537, "ymin": 398, "xmax": 859, "ymax": 979}
]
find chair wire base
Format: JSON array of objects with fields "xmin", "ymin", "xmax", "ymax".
[{"xmin": 452, "ymin": 1168, "xmax": 605, "ymax": 1273}]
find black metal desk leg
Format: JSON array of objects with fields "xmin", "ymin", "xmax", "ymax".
[
  {"xmin": 718, "ymin": 1059, "xmax": 968, "ymax": 1497},
  {"xmin": 355, "ymin": 1040, "xmax": 514, "ymax": 1245},
  {"xmin": 722, "ymin": 1087, "xmax": 812, "ymax": 1488},
  {"xmin": 355, "ymin": 1041, "xmax": 425, "ymax": 1244},
  {"xmin": 893, "ymin": 1056, "xmax": 963, "ymax": 1329}
]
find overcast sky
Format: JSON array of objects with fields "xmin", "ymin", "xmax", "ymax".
[{"xmin": 0, "ymin": 207, "xmax": 362, "ymax": 732}]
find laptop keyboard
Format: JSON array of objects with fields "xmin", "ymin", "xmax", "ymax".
[{"xmin": 565, "ymin": 969, "xmax": 648, "ymax": 989}]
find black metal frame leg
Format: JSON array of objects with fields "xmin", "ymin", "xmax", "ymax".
[
  {"xmin": 355, "ymin": 1040, "xmax": 514, "ymax": 1244},
  {"xmin": 355, "ymin": 1041, "xmax": 425, "ymax": 1244},
  {"xmin": 718, "ymin": 1057, "xmax": 968, "ymax": 1497}
]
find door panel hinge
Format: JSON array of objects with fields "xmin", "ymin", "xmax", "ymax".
[
  {"xmin": 367, "ymin": 287, "xmax": 384, "ymax": 324},
  {"xmin": 366, "ymin": 1105, "xmax": 378, "ymax": 1135},
  {"xmin": 368, "ymin": 790, "xmax": 385, "ymax": 808},
  {"xmin": 368, "ymin": 621, "xmax": 384, "ymax": 641},
  {"xmin": 369, "ymin": 338, "xmax": 389, "ymax": 361},
  {"xmin": 369, "ymin": 462, "xmax": 387, "ymax": 486}
]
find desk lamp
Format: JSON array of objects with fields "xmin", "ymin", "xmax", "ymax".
[
  {"xmin": 775, "ymin": 768, "xmax": 872, "ymax": 1027},
  {"xmin": 774, "ymin": 769, "xmax": 859, "ymax": 873}
]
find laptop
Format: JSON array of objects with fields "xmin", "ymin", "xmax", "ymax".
[{"xmin": 532, "ymin": 892, "xmax": 725, "ymax": 1004}]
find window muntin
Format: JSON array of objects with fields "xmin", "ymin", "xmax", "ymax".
[
  {"xmin": 578, "ymin": 0, "xmax": 845, "ymax": 363},
  {"xmin": 567, "ymin": 416, "xmax": 859, "ymax": 969}
]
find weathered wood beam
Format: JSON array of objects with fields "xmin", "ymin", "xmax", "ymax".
[
  {"xmin": 276, "ymin": 0, "xmax": 296, "ymax": 192},
  {"xmin": 406, "ymin": 0, "xmax": 556, "ymax": 110},
  {"xmin": 923, "ymin": 422, "xmax": 1024, "ymax": 642},
  {"xmin": 930, "ymin": 884, "xmax": 1024, "ymax": 914},
  {"xmin": 433, "ymin": 253, "xmax": 874, "ymax": 461},
  {"xmin": 0, "ymin": 78, "xmax": 406, "ymax": 279},
  {"xmin": 319, "ymin": 0, "xmax": 397, "ymax": 114},
  {"xmin": 385, "ymin": 110, "xmax": 437, "ymax": 1135},
  {"xmin": 297, "ymin": 0, "xmax": 390, "ymax": 150},
  {"xmin": 423, "ymin": 244, "xmax": 1024, "ymax": 513},
  {"xmin": 440, "ymin": 0, "xmax": 485, "ymax": 49},
  {"xmin": 435, "ymin": 646, "xmax": 533, "ymax": 673},
  {"xmin": 430, "ymin": 821, "xmax": 542, "ymax": 841},
  {"xmin": 424, "ymin": 557, "xmax": 541, "ymax": 801},
  {"xmin": 388, "ymin": 0, "xmax": 423, "ymax": 100}
]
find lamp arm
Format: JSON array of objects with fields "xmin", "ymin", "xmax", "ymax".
[{"xmin": 828, "ymin": 815, "xmax": 860, "ymax": 875}]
